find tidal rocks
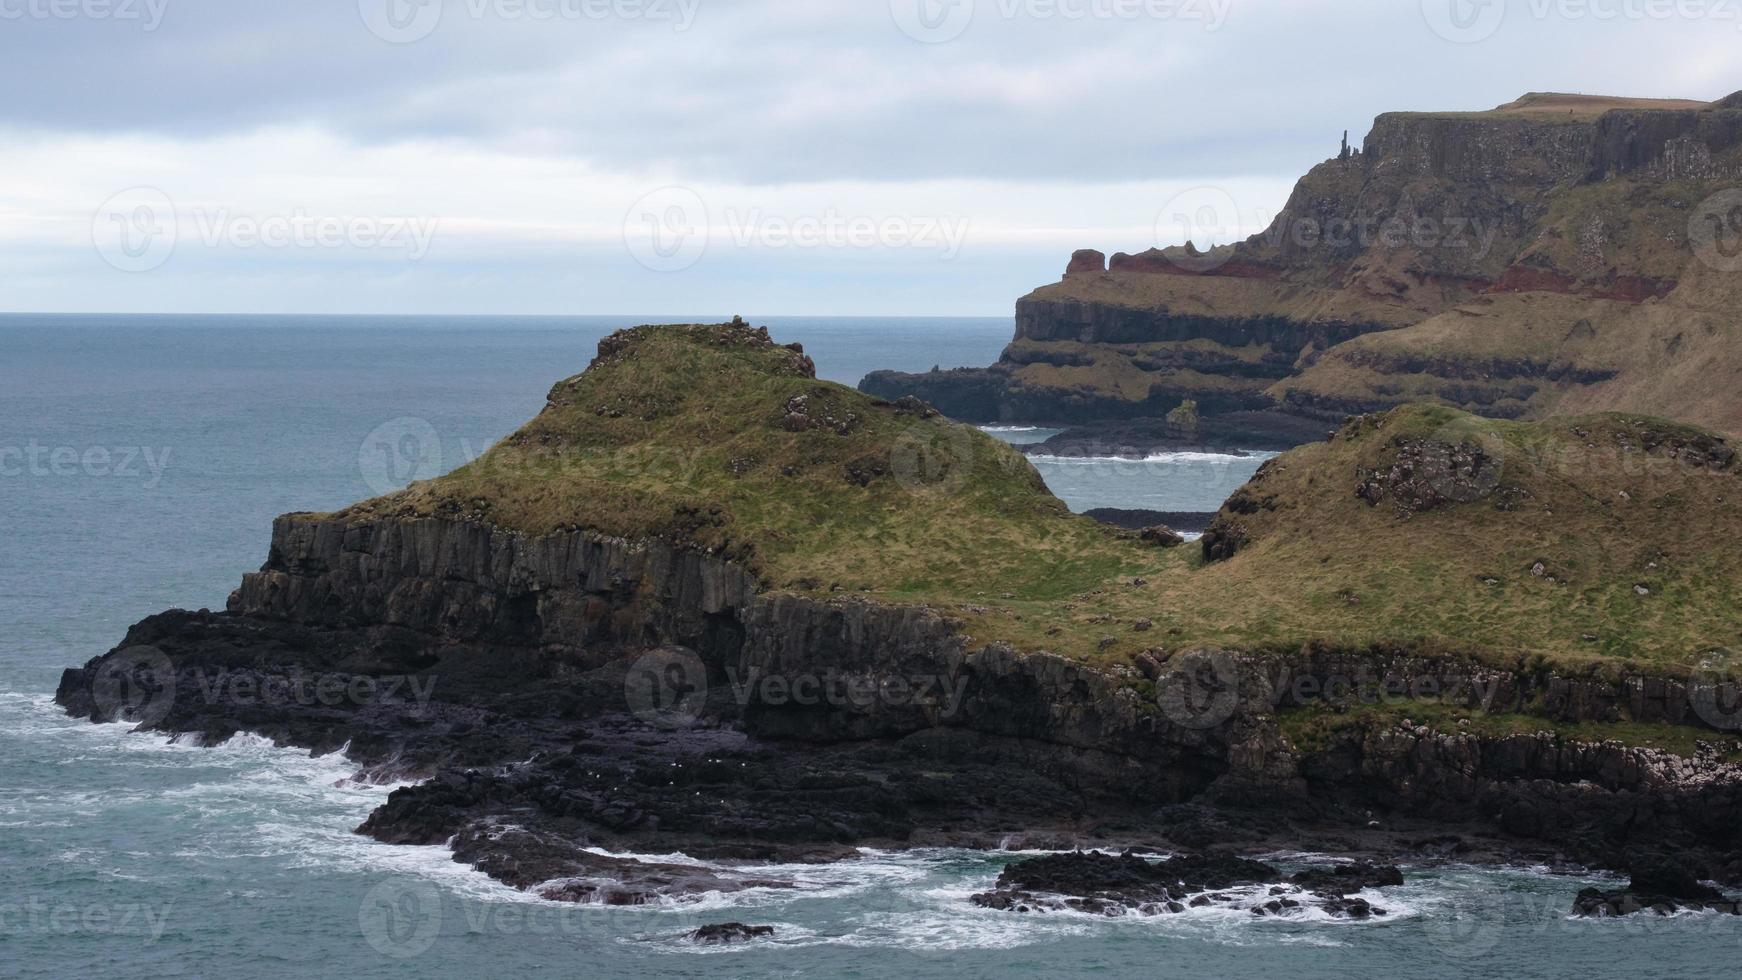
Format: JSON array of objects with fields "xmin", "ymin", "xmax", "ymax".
[
  {"xmin": 687, "ymin": 923, "xmax": 775, "ymax": 944},
  {"xmin": 1289, "ymin": 862, "xmax": 1406, "ymax": 895},
  {"xmin": 1572, "ymin": 859, "xmax": 1742, "ymax": 917},
  {"xmin": 970, "ymin": 850, "xmax": 1279, "ymax": 916},
  {"xmin": 969, "ymin": 851, "xmax": 1398, "ymax": 919},
  {"xmin": 1308, "ymin": 896, "xmax": 1386, "ymax": 919}
]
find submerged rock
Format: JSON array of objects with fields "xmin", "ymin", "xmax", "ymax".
[
  {"xmin": 1289, "ymin": 861, "xmax": 1406, "ymax": 895},
  {"xmin": 1572, "ymin": 859, "xmax": 1742, "ymax": 917},
  {"xmin": 970, "ymin": 850, "xmax": 1398, "ymax": 919},
  {"xmin": 687, "ymin": 923, "xmax": 775, "ymax": 944}
]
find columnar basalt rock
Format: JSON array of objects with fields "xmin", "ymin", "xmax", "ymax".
[{"xmin": 860, "ymin": 92, "xmax": 1742, "ymax": 439}]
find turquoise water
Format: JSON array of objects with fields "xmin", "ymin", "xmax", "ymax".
[{"xmin": 3, "ymin": 315, "xmax": 1733, "ymax": 978}]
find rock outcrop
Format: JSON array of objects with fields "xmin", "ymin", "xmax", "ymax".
[
  {"xmin": 1573, "ymin": 859, "xmax": 1742, "ymax": 917},
  {"xmin": 687, "ymin": 923, "xmax": 776, "ymax": 944},
  {"xmin": 968, "ymin": 850, "xmax": 1402, "ymax": 919},
  {"xmin": 860, "ymin": 92, "xmax": 1742, "ymax": 441},
  {"xmin": 51, "ymin": 323, "xmax": 1742, "ymax": 913}
]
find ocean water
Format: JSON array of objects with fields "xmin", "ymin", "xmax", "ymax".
[{"xmin": 3, "ymin": 315, "xmax": 1732, "ymax": 978}]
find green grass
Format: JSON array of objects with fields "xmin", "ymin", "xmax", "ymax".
[
  {"xmin": 333, "ymin": 323, "xmax": 1149, "ymax": 603},
  {"xmin": 323, "ymin": 324, "xmax": 1742, "ymax": 676}
]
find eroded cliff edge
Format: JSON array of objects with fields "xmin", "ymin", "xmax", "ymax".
[
  {"xmin": 56, "ymin": 322, "xmax": 1742, "ymax": 905},
  {"xmin": 862, "ymin": 92, "xmax": 1742, "ymax": 441}
]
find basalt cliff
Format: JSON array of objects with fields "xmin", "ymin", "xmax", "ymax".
[
  {"xmin": 862, "ymin": 92, "xmax": 1742, "ymax": 446},
  {"xmin": 57, "ymin": 323, "xmax": 1742, "ymax": 912}
]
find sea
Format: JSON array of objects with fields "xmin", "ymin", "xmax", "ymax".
[{"xmin": 1, "ymin": 314, "xmax": 1731, "ymax": 978}]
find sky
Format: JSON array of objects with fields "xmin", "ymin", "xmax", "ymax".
[{"xmin": 1, "ymin": 0, "xmax": 1738, "ymax": 316}]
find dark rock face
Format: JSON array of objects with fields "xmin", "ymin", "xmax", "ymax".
[
  {"xmin": 1013, "ymin": 298, "xmax": 1388, "ymax": 352},
  {"xmin": 1198, "ymin": 523, "xmax": 1247, "ymax": 563},
  {"xmin": 1200, "ymin": 471, "xmax": 1279, "ymax": 562},
  {"xmin": 688, "ymin": 923, "xmax": 775, "ymax": 944},
  {"xmin": 230, "ymin": 515, "xmax": 758, "ymax": 658}
]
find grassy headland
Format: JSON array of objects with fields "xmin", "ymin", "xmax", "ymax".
[{"xmin": 334, "ymin": 323, "xmax": 1742, "ymax": 677}]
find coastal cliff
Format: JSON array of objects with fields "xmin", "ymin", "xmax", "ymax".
[
  {"xmin": 56, "ymin": 323, "xmax": 1742, "ymax": 905},
  {"xmin": 862, "ymin": 92, "xmax": 1742, "ymax": 440}
]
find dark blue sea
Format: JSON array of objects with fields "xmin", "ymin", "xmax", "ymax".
[{"xmin": 2, "ymin": 314, "xmax": 1727, "ymax": 978}]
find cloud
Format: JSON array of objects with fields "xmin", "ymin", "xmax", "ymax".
[{"xmin": 1, "ymin": 0, "xmax": 1737, "ymax": 312}]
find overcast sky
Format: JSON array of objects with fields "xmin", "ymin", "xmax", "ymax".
[{"xmin": 1, "ymin": 0, "xmax": 1736, "ymax": 315}]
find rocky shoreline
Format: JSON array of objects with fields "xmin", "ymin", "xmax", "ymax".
[{"xmin": 55, "ymin": 511, "xmax": 1742, "ymax": 915}]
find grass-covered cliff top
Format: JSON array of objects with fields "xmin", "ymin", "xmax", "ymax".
[
  {"xmin": 1171, "ymin": 405, "xmax": 1742, "ymax": 668},
  {"xmin": 336, "ymin": 322, "xmax": 1146, "ymax": 601},
  {"xmin": 1388, "ymin": 91, "xmax": 1714, "ymax": 121},
  {"xmin": 1002, "ymin": 89, "xmax": 1742, "ymax": 437},
  {"xmin": 333, "ymin": 323, "xmax": 1742, "ymax": 673}
]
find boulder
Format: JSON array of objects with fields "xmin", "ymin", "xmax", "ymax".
[
  {"xmin": 1139, "ymin": 525, "xmax": 1186, "ymax": 549},
  {"xmin": 1572, "ymin": 858, "xmax": 1742, "ymax": 917},
  {"xmin": 688, "ymin": 923, "xmax": 776, "ymax": 944}
]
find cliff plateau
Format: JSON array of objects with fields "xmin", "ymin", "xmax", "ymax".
[{"xmin": 862, "ymin": 92, "xmax": 1742, "ymax": 443}]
